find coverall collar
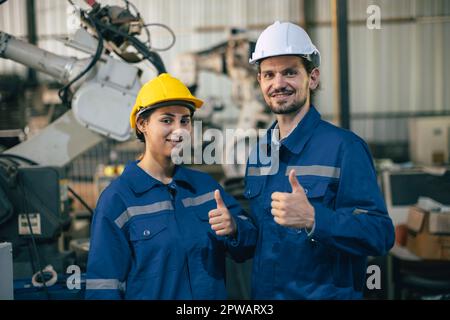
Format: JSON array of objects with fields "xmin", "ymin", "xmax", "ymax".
[
  {"xmin": 276, "ymin": 104, "xmax": 321, "ymax": 155},
  {"xmin": 172, "ymin": 165, "xmax": 197, "ymax": 192},
  {"xmin": 123, "ymin": 161, "xmax": 194, "ymax": 194}
]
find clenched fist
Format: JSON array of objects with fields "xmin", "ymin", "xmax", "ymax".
[
  {"xmin": 208, "ymin": 190, "xmax": 237, "ymax": 237},
  {"xmin": 271, "ymin": 169, "xmax": 315, "ymax": 229}
]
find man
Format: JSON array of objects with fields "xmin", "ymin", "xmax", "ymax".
[{"xmin": 244, "ymin": 21, "xmax": 395, "ymax": 299}]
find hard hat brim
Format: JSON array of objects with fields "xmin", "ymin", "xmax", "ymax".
[
  {"xmin": 130, "ymin": 97, "xmax": 203, "ymax": 129},
  {"xmin": 249, "ymin": 52, "xmax": 321, "ymax": 67}
]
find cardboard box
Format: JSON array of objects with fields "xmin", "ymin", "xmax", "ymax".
[
  {"xmin": 408, "ymin": 116, "xmax": 450, "ymax": 166},
  {"xmin": 429, "ymin": 212, "xmax": 450, "ymax": 234},
  {"xmin": 406, "ymin": 206, "xmax": 450, "ymax": 260}
]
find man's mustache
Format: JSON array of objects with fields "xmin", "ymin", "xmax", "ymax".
[{"xmin": 269, "ymin": 88, "xmax": 295, "ymax": 97}]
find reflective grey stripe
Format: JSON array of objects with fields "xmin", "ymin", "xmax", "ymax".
[
  {"xmin": 353, "ymin": 208, "xmax": 368, "ymax": 214},
  {"xmin": 248, "ymin": 166, "xmax": 272, "ymax": 176},
  {"xmin": 286, "ymin": 165, "xmax": 341, "ymax": 179},
  {"xmin": 114, "ymin": 200, "xmax": 173, "ymax": 228},
  {"xmin": 247, "ymin": 163, "xmax": 279, "ymax": 176},
  {"xmin": 182, "ymin": 191, "xmax": 215, "ymax": 207},
  {"xmin": 86, "ymin": 279, "xmax": 125, "ymax": 291},
  {"xmin": 238, "ymin": 215, "xmax": 248, "ymax": 220}
]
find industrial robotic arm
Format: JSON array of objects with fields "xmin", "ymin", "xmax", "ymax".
[{"xmin": 0, "ymin": 0, "xmax": 168, "ymax": 166}]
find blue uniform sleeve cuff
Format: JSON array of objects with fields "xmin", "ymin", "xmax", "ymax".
[
  {"xmin": 305, "ymin": 220, "xmax": 316, "ymax": 237},
  {"xmin": 225, "ymin": 214, "xmax": 249, "ymax": 247}
]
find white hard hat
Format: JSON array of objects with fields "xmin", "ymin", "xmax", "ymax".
[{"xmin": 249, "ymin": 21, "xmax": 321, "ymax": 67}]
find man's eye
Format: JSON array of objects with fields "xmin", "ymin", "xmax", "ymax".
[
  {"xmin": 161, "ymin": 118, "xmax": 172, "ymax": 124},
  {"xmin": 285, "ymin": 70, "xmax": 297, "ymax": 76},
  {"xmin": 181, "ymin": 119, "xmax": 191, "ymax": 125},
  {"xmin": 263, "ymin": 73, "xmax": 273, "ymax": 79}
]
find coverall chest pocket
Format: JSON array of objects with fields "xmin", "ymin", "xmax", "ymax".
[
  {"xmin": 129, "ymin": 215, "xmax": 170, "ymax": 250},
  {"xmin": 129, "ymin": 214, "xmax": 177, "ymax": 277},
  {"xmin": 301, "ymin": 179, "xmax": 335, "ymax": 207},
  {"xmin": 244, "ymin": 176, "xmax": 264, "ymax": 200},
  {"xmin": 193, "ymin": 201, "xmax": 216, "ymax": 222},
  {"xmin": 182, "ymin": 190, "xmax": 216, "ymax": 224},
  {"xmin": 302, "ymin": 180, "xmax": 328, "ymax": 198},
  {"xmin": 184, "ymin": 198, "xmax": 216, "ymax": 241},
  {"xmin": 189, "ymin": 202, "xmax": 221, "ymax": 252},
  {"xmin": 244, "ymin": 176, "xmax": 268, "ymax": 223}
]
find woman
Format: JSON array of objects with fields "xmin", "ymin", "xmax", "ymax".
[{"xmin": 85, "ymin": 73, "xmax": 256, "ymax": 299}]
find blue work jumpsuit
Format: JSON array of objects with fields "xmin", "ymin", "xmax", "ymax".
[
  {"xmin": 244, "ymin": 106, "xmax": 395, "ymax": 299},
  {"xmin": 86, "ymin": 161, "xmax": 256, "ymax": 299}
]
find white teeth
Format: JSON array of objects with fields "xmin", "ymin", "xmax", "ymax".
[{"xmin": 271, "ymin": 92, "xmax": 293, "ymax": 97}]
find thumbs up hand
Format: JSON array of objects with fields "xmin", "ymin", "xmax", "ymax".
[
  {"xmin": 271, "ymin": 170, "xmax": 315, "ymax": 229},
  {"xmin": 208, "ymin": 190, "xmax": 237, "ymax": 237}
]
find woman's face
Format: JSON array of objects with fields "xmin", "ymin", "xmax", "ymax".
[{"xmin": 137, "ymin": 105, "xmax": 192, "ymax": 159}]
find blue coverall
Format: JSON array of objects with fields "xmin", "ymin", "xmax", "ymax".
[
  {"xmin": 86, "ymin": 161, "xmax": 256, "ymax": 299},
  {"xmin": 244, "ymin": 105, "xmax": 395, "ymax": 299}
]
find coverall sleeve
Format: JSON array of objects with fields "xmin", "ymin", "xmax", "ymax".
[
  {"xmin": 311, "ymin": 139, "xmax": 395, "ymax": 257},
  {"xmin": 85, "ymin": 193, "xmax": 131, "ymax": 299},
  {"xmin": 217, "ymin": 186, "xmax": 257, "ymax": 262}
]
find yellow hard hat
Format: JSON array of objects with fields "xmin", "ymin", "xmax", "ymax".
[{"xmin": 130, "ymin": 73, "xmax": 203, "ymax": 129}]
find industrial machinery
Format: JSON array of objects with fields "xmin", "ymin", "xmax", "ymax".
[
  {"xmin": 1, "ymin": 0, "xmax": 167, "ymax": 167},
  {"xmin": 0, "ymin": 0, "xmax": 169, "ymax": 288},
  {"xmin": 0, "ymin": 74, "xmax": 27, "ymax": 151},
  {"xmin": 0, "ymin": 159, "xmax": 72, "ymax": 278}
]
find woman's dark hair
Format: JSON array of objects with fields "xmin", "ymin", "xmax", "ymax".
[{"xmin": 135, "ymin": 108, "xmax": 155, "ymax": 143}]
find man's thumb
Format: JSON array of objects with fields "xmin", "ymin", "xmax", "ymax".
[
  {"xmin": 214, "ymin": 189, "xmax": 225, "ymax": 208},
  {"xmin": 289, "ymin": 169, "xmax": 304, "ymax": 194}
]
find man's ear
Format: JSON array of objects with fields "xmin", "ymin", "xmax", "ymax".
[
  {"xmin": 309, "ymin": 68, "xmax": 320, "ymax": 90},
  {"xmin": 257, "ymin": 73, "xmax": 261, "ymax": 85}
]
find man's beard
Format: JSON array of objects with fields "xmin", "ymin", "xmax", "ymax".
[{"xmin": 269, "ymin": 96, "xmax": 307, "ymax": 115}]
